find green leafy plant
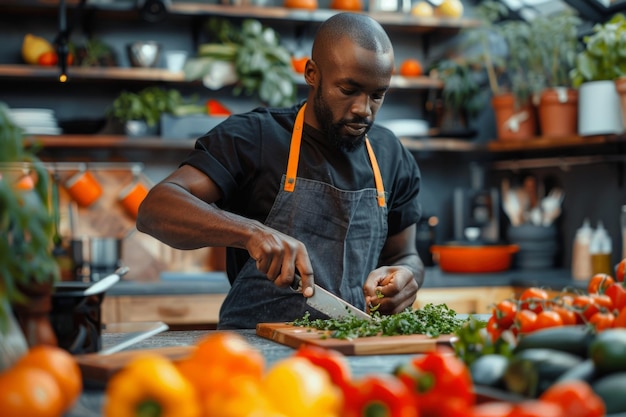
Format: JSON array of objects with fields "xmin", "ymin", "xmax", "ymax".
[
  {"xmin": 0, "ymin": 103, "xmax": 59, "ymax": 333},
  {"xmin": 528, "ymin": 12, "xmax": 581, "ymax": 89},
  {"xmin": 430, "ymin": 58, "xmax": 485, "ymax": 122},
  {"xmin": 107, "ymin": 87, "xmax": 205, "ymax": 127},
  {"xmin": 570, "ymin": 13, "xmax": 626, "ymax": 88},
  {"xmin": 184, "ymin": 18, "xmax": 296, "ymax": 107}
]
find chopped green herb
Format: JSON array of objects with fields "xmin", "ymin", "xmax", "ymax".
[{"xmin": 291, "ymin": 304, "xmax": 468, "ymax": 340}]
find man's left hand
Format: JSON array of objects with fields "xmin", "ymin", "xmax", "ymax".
[{"xmin": 363, "ymin": 266, "xmax": 418, "ymax": 315}]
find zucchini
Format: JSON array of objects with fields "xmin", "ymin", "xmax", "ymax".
[
  {"xmin": 514, "ymin": 325, "xmax": 595, "ymax": 358},
  {"xmin": 504, "ymin": 348, "xmax": 583, "ymax": 398},
  {"xmin": 589, "ymin": 328, "xmax": 626, "ymax": 376},
  {"xmin": 470, "ymin": 354, "xmax": 510, "ymax": 389},
  {"xmin": 555, "ymin": 358, "xmax": 596, "ymax": 384},
  {"xmin": 591, "ymin": 371, "xmax": 626, "ymax": 414}
]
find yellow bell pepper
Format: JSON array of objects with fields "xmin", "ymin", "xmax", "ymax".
[
  {"xmin": 263, "ymin": 357, "xmax": 342, "ymax": 417},
  {"xmin": 103, "ymin": 354, "xmax": 201, "ymax": 417}
]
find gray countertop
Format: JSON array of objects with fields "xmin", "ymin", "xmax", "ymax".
[
  {"xmin": 106, "ymin": 267, "xmax": 585, "ymax": 296},
  {"xmin": 68, "ymin": 328, "xmax": 448, "ymax": 417}
]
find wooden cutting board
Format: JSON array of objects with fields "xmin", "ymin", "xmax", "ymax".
[
  {"xmin": 75, "ymin": 345, "xmax": 196, "ymax": 384},
  {"xmin": 256, "ymin": 323, "xmax": 456, "ymax": 355}
]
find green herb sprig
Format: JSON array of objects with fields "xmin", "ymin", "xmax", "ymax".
[{"xmin": 292, "ymin": 303, "xmax": 468, "ymax": 340}]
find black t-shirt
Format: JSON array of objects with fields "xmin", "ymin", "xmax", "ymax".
[{"xmin": 181, "ymin": 102, "xmax": 422, "ymax": 282}]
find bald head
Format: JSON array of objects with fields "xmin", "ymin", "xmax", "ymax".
[{"xmin": 312, "ymin": 13, "xmax": 393, "ymax": 62}]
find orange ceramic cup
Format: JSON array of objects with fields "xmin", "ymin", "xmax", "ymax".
[
  {"xmin": 119, "ymin": 181, "xmax": 149, "ymax": 218},
  {"xmin": 65, "ymin": 171, "xmax": 103, "ymax": 207}
]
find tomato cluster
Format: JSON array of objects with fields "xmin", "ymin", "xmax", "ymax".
[{"xmin": 488, "ymin": 258, "xmax": 626, "ymax": 343}]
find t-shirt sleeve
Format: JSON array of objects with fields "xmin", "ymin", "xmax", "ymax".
[
  {"xmin": 179, "ymin": 113, "xmax": 262, "ymax": 203},
  {"xmin": 386, "ymin": 140, "xmax": 422, "ymax": 236}
]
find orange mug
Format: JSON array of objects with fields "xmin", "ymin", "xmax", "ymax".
[
  {"xmin": 119, "ymin": 181, "xmax": 149, "ymax": 218},
  {"xmin": 65, "ymin": 170, "xmax": 103, "ymax": 207}
]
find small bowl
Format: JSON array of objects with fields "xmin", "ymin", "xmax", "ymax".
[{"xmin": 127, "ymin": 41, "xmax": 161, "ymax": 68}]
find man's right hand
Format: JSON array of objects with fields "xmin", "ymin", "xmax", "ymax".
[{"xmin": 246, "ymin": 226, "xmax": 315, "ymax": 297}]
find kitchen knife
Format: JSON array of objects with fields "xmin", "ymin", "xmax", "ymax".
[{"xmin": 291, "ymin": 275, "xmax": 372, "ymax": 321}]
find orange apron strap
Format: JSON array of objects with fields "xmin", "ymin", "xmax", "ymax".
[
  {"xmin": 284, "ymin": 103, "xmax": 306, "ymax": 192},
  {"xmin": 365, "ymin": 136, "xmax": 386, "ymax": 207}
]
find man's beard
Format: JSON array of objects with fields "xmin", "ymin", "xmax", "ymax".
[{"xmin": 313, "ymin": 88, "xmax": 371, "ymax": 153}]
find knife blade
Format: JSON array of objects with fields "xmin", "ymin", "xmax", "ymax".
[{"xmin": 291, "ymin": 275, "xmax": 372, "ymax": 321}]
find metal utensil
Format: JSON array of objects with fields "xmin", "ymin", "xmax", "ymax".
[
  {"xmin": 291, "ymin": 275, "xmax": 372, "ymax": 321},
  {"xmin": 83, "ymin": 266, "xmax": 128, "ymax": 296}
]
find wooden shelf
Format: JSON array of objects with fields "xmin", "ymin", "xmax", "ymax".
[
  {"xmin": 0, "ymin": 64, "xmax": 442, "ymax": 89},
  {"xmin": 6, "ymin": 1, "xmax": 481, "ymax": 33},
  {"xmin": 486, "ymin": 134, "xmax": 624, "ymax": 152}
]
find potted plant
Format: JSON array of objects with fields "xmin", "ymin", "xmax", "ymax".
[
  {"xmin": 184, "ymin": 18, "xmax": 296, "ymax": 107},
  {"xmin": 570, "ymin": 13, "xmax": 626, "ymax": 136},
  {"xmin": 428, "ymin": 58, "xmax": 486, "ymax": 137},
  {"xmin": 529, "ymin": 12, "xmax": 581, "ymax": 138},
  {"xmin": 107, "ymin": 87, "xmax": 205, "ymax": 137},
  {"xmin": 0, "ymin": 102, "xmax": 60, "ymax": 367},
  {"xmin": 460, "ymin": 1, "xmax": 538, "ymax": 141}
]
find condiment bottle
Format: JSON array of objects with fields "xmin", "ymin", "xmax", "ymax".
[
  {"xmin": 572, "ymin": 218, "xmax": 593, "ymax": 281},
  {"xmin": 590, "ymin": 221, "xmax": 613, "ymax": 276},
  {"xmin": 621, "ymin": 204, "xmax": 626, "ymax": 260}
]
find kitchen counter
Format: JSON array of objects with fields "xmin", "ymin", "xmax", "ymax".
[
  {"xmin": 106, "ymin": 267, "xmax": 585, "ymax": 296},
  {"xmin": 67, "ymin": 327, "xmax": 463, "ymax": 417}
]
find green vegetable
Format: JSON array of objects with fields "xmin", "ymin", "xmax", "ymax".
[
  {"xmin": 591, "ymin": 371, "xmax": 626, "ymax": 414},
  {"xmin": 588, "ymin": 328, "xmax": 626, "ymax": 376},
  {"xmin": 453, "ymin": 316, "xmax": 512, "ymax": 367},
  {"xmin": 292, "ymin": 303, "xmax": 467, "ymax": 340},
  {"xmin": 470, "ymin": 353, "xmax": 509, "ymax": 389},
  {"xmin": 514, "ymin": 325, "xmax": 595, "ymax": 358}
]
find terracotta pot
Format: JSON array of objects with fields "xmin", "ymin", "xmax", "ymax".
[
  {"xmin": 538, "ymin": 87, "xmax": 578, "ymax": 138},
  {"xmin": 13, "ymin": 280, "xmax": 58, "ymax": 348},
  {"xmin": 430, "ymin": 243, "xmax": 519, "ymax": 273},
  {"xmin": 491, "ymin": 93, "xmax": 537, "ymax": 141},
  {"xmin": 615, "ymin": 77, "xmax": 626, "ymax": 130}
]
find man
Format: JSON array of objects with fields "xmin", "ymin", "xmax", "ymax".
[{"xmin": 137, "ymin": 12, "xmax": 424, "ymax": 329}]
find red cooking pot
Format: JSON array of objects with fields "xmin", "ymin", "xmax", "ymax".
[{"xmin": 430, "ymin": 242, "xmax": 519, "ymax": 273}]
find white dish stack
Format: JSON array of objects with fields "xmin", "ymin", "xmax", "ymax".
[{"xmin": 9, "ymin": 108, "xmax": 61, "ymax": 135}]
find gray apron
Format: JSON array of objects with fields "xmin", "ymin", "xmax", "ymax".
[{"xmin": 218, "ymin": 104, "xmax": 388, "ymax": 329}]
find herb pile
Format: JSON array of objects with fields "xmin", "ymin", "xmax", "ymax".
[{"xmin": 292, "ymin": 303, "xmax": 468, "ymax": 340}]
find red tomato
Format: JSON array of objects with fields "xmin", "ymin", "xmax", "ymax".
[
  {"xmin": 486, "ymin": 315, "xmax": 503, "ymax": 343},
  {"xmin": 605, "ymin": 283, "xmax": 626, "ymax": 311},
  {"xmin": 515, "ymin": 309, "xmax": 538, "ymax": 334},
  {"xmin": 493, "ymin": 299, "xmax": 517, "ymax": 329},
  {"xmin": 519, "ymin": 288, "xmax": 549, "ymax": 313},
  {"xmin": 589, "ymin": 311, "xmax": 616, "ymax": 331},
  {"xmin": 37, "ymin": 51, "xmax": 58, "ymax": 66},
  {"xmin": 572, "ymin": 294, "xmax": 600, "ymax": 322},
  {"xmin": 534, "ymin": 310, "xmax": 564, "ymax": 330},
  {"xmin": 616, "ymin": 258, "xmax": 626, "ymax": 282},
  {"xmin": 540, "ymin": 380, "xmax": 605, "ymax": 417},
  {"xmin": 590, "ymin": 293, "xmax": 613, "ymax": 312},
  {"xmin": 550, "ymin": 305, "xmax": 578, "ymax": 326},
  {"xmin": 615, "ymin": 307, "xmax": 626, "ymax": 328},
  {"xmin": 587, "ymin": 273, "xmax": 615, "ymax": 294}
]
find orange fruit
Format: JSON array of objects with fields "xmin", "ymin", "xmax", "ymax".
[
  {"xmin": 14, "ymin": 173, "xmax": 36, "ymax": 190},
  {"xmin": 176, "ymin": 331, "xmax": 264, "ymax": 396},
  {"xmin": 291, "ymin": 56, "xmax": 308, "ymax": 74},
  {"xmin": 284, "ymin": 0, "xmax": 317, "ymax": 9},
  {"xmin": 15, "ymin": 345, "xmax": 83, "ymax": 410},
  {"xmin": 399, "ymin": 58, "xmax": 423, "ymax": 77},
  {"xmin": 330, "ymin": 0, "xmax": 362, "ymax": 11},
  {"xmin": 0, "ymin": 366, "xmax": 65, "ymax": 417}
]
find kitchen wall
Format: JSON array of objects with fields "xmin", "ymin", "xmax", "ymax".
[{"xmin": 1, "ymin": 1, "xmax": 625, "ymax": 275}]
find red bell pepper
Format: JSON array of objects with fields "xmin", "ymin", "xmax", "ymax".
[
  {"xmin": 393, "ymin": 351, "xmax": 474, "ymax": 417},
  {"xmin": 293, "ymin": 344, "xmax": 352, "ymax": 393},
  {"xmin": 344, "ymin": 374, "xmax": 418, "ymax": 417},
  {"xmin": 206, "ymin": 99, "xmax": 231, "ymax": 116}
]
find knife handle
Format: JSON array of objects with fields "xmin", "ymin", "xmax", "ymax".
[{"xmin": 290, "ymin": 274, "xmax": 303, "ymax": 293}]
